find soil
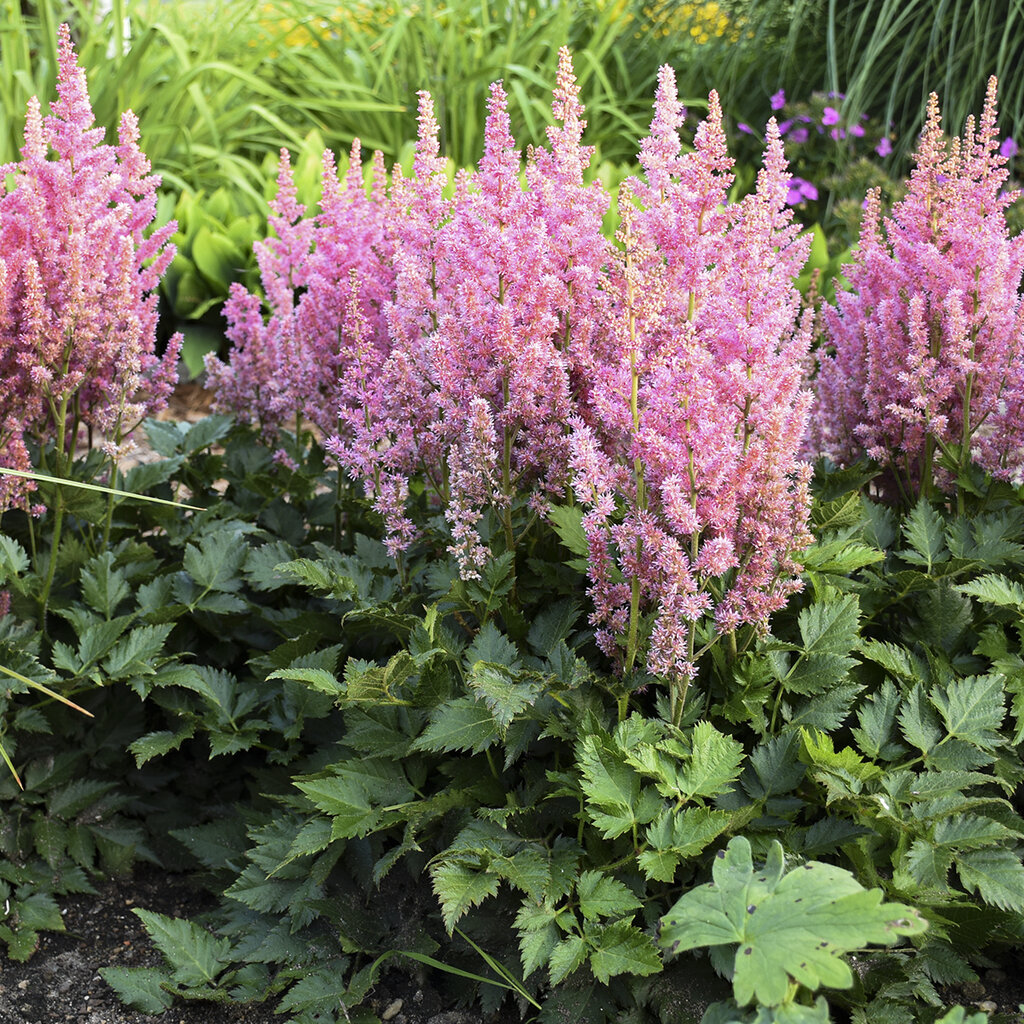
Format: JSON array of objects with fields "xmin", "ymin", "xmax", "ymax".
[{"xmin": 0, "ymin": 867, "xmax": 503, "ymax": 1024}]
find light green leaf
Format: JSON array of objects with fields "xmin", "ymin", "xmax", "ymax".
[
  {"xmin": 659, "ymin": 837, "xmax": 926, "ymax": 1007},
  {"xmin": 588, "ymin": 920, "xmax": 662, "ymax": 983},
  {"xmin": 576, "ymin": 870, "xmax": 642, "ymax": 921},
  {"xmin": 902, "ymin": 499, "xmax": 949, "ymax": 570},
  {"xmin": 98, "ymin": 967, "xmax": 175, "ymax": 1014},
  {"xmin": 679, "ymin": 721, "xmax": 745, "ymax": 800},
  {"xmin": 133, "ymin": 909, "xmax": 232, "ymax": 987},
  {"xmin": 431, "ymin": 862, "xmax": 501, "ymax": 933},
  {"xmin": 954, "ymin": 847, "xmax": 1024, "ymax": 911}
]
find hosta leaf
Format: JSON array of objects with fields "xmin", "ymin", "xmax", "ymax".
[
  {"xmin": 133, "ymin": 909, "xmax": 232, "ymax": 987},
  {"xmin": 588, "ymin": 920, "xmax": 662, "ymax": 983},
  {"xmin": 659, "ymin": 837, "xmax": 926, "ymax": 1007},
  {"xmin": 954, "ymin": 847, "xmax": 1024, "ymax": 911}
]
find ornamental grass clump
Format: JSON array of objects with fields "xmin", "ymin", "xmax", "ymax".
[
  {"xmin": 812, "ymin": 77, "xmax": 1024, "ymax": 504},
  {"xmin": 209, "ymin": 50, "xmax": 814, "ymax": 699},
  {"xmin": 0, "ymin": 23, "xmax": 180, "ymax": 517}
]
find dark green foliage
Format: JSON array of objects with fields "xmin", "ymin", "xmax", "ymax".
[{"xmin": 4, "ymin": 417, "xmax": 1024, "ymax": 1024}]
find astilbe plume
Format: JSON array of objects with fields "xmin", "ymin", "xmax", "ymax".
[
  {"xmin": 329, "ymin": 52, "xmax": 612, "ymax": 571},
  {"xmin": 206, "ymin": 141, "xmax": 393, "ymax": 442},
  {"xmin": 0, "ymin": 24, "xmax": 180, "ymax": 510},
  {"xmin": 812, "ymin": 77, "xmax": 1024, "ymax": 499},
  {"xmin": 570, "ymin": 67, "xmax": 813, "ymax": 697}
]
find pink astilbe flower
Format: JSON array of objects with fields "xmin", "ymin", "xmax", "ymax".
[
  {"xmin": 812, "ymin": 77, "xmax": 1024, "ymax": 498},
  {"xmin": 574, "ymin": 71, "xmax": 813, "ymax": 689},
  {"xmin": 205, "ymin": 150, "xmax": 315, "ymax": 434},
  {"xmin": 209, "ymin": 140, "xmax": 395, "ymax": 440},
  {"xmin": 0, "ymin": 24, "xmax": 180, "ymax": 510},
  {"xmin": 333, "ymin": 61, "xmax": 607, "ymax": 569}
]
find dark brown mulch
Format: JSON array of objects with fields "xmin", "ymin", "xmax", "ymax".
[{"xmin": 0, "ymin": 868, "xmax": 498, "ymax": 1024}]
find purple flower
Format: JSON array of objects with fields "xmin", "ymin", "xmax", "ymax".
[
  {"xmin": 785, "ymin": 176, "xmax": 818, "ymax": 205},
  {"xmin": 788, "ymin": 126, "xmax": 809, "ymax": 144},
  {"xmin": 778, "ymin": 118, "xmax": 793, "ymax": 135},
  {"xmin": 1000, "ymin": 136, "xmax": 1018, "ymax": 159},
  {"xmin": 822, "ymin": 106, "xmax": 840, "ymax": 126},
  {"xmin": 875, "ymin": 137, "xmax": 893, "ymax": 157},
  {"xmin": 850, "ymin": 123, "xmax": 865, "ymax": 138},
  {"xmin": 737, "ymin": 122, "xmax": 753, "ymax": 135},
  {"xmin": 770, "ymin": 89, "xmax": 786, "ymax": 111}
]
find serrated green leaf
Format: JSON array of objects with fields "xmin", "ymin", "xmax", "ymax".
[
  {"xmin": 549, "ymin": 934, "xmax": 588, "ymax": 985},
  {"xmin": 98, "ymin": 967, "xmax": 175, "ymax": 1014},
  {"xmin": 548, "ymin": 504, "xmax": 590, "ymax": 558},
  {"xmin": 184, "ymin": 530, "xmax": 248, "ymax": 593},
  {"xmin": 930, "ymin": 674, "xmax": 1005, "ymax": 749},
  {"xmin": 183, "ymin": 414, "xmax": 234, "ymax": 454},
  {"xmin": 81, "ymin": 552, "xmax": 130, "ymax": 618},
  {"xmin": 466, "ymin": 621, "xmax": 520, "ymax": 668},
  {"xmin": 467, "ymin": 663, "xmax": 541, "ymax": 731},
  {"xmin": 129, "ymin": 725, "xmax": 196, "ymax": 767},
  {"xmin": 904, "ymin": 840, "xmax": 954, "ymax": 889},
  {"xmin": 134, "ymin": 908, "xmax": 232, "ymax": 987},
  {"xmin": 515, "ymin": 902, "xmax": 561, "ymax": 979},
  {"xmin": 412, "ymin": 696, "xmax": 499, "ymax": 754},
  {"xmin": 268, "ymin": 666, "xmax": 344, "ymax": 696},
  {"xmin": 576, "ymin": 870, "xmax": 642, "ymax": 921},
  {"xmin": 431, "ymin": 862, "xmax": 502, "ymax": 933},
  {"xmin": 659, "ymin": 837, "xmax": 926, "ymax": 1007},
  {"xmin": 588, "ymin": 920, "xmax": 662, "ymax": 983},
  {"xmin": 954, "ymin": 847, "xmax": 1024, "ymax": 911},
  {"xmin": 102, "ymin": 624, "xmax": 174, "ymax": 680},
  {"xmin": 902, "ymin": 499, "xmax": 949, "ymax": 570},
  {"xmin": 277, "ymin": 962, "xmax": 351, "ymax": 1014},
  {"xmin": 678, "ymin": 721, "xmax": 745, "ymax": 799},
  {"xmin": 0, "ymin": 533, "xmax": 29, "ymax": 577},
  {"xmin": 784, "ymin": 595, "xmax": 860, "ymax": 695},
  {"xmin": 956, "ymin": 573, "xmax": 1024, "ymax": 609},
  {"xmin": 853, "ymin": 681, "xmax": 906, "ymax": 760},
  {"xmin": 527, "ymin": 599, "xmax": 580, "ymax": 657}
]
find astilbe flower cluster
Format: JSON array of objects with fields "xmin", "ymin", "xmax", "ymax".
[
  {"xmin": 210, "ymin": 50, "xmax": 814, "ymax": 685},
  {"xmin": 811, "ymin": 77, "xmax": 1024, "ymax": 498},
  {"xmin": 0, "ymin": 24, "xmax": 180, "ymax": 511},
  {"xmin": 204, "ymin": 141, "xmax": 392, "ymax": 442},
  {"xmin": 570, "ymin": 67, "xmax": 814, "ymax": 687}
]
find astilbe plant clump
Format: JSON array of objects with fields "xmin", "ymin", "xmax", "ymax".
[
  {"xmin": 0, "ymin": 24, "xmax": 180, "ymax": 513},
  {"xmin": 811, "ymin": 77, "xmax": 1024, "ymax": 505},
  {"xmin": 570, "ymin": 68, "xmax": 814, "ymax": 719},
  {"xmin": 209, "ymin": 49, "xmax": 814, "ymax": 705}
]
